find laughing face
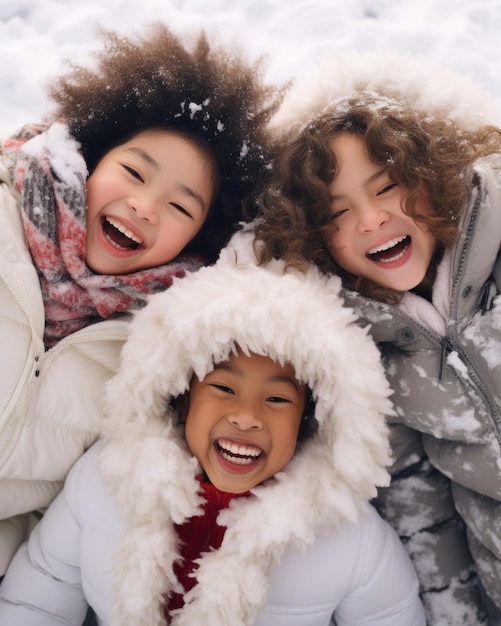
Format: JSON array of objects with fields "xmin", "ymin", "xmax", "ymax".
[
  {"xmin": 325, "ymin": 132, "xmax": 437, "ymax": 293},
  {"xmin": 181, "ymin": 350, "xmax": 307, "ymax": 494},
  {"xmin": 85, "ymin": 128, "xmax": 216, "ymax": 275}
]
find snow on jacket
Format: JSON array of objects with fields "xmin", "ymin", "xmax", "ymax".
[
  {"xmin": 342, "ymin": 165, "xmax": 501, "ymax": 613},
  {"xmin": 272, "ymin": 50, "xmax": 501, "ymax": 625},
  {"xmin": 0, "ymin": 156, "xmax": 130, "ymax": 574},
  {"xmin": 0, "ymin": 231, "xmax": 425, "ymax": 625}
]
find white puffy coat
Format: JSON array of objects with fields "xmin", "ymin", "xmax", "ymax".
[
  {"xmin": 0, "ymin": 160, "xmax": 129, "ymax": 573},
  {"xmin": 0, "ymin": 443, "xmax": 424, "ymax": 626},
  {"xmin": 0, "ymin": 231, "xmax": 425, "ymax": 625}
]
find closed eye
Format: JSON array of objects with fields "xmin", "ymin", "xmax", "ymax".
[
  {"xmin": 331, "ymin": 208, "xmax": 348, "ymax": 220},
  {"xmin": 171, "ymin": 203, "xmax": 194, "ymax": 219},
  {"xmin": 210, "ymin": 383, "xmax": 234, "ymax": 395},
  {"xmin": 267, "ymin": 396, "xmax": 291, "ymax": 404},
  {"xmin": 122, "ymin": 164, "xmax": 144, "ymax": 183},
  {"xmin": 377, "ymin": 183, "xmax": 397, "ymax": 196}
]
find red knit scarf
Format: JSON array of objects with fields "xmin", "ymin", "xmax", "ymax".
[
  {"xmin": 165, "ymin": 477, "xmax": 251, "ymax": 622},
  {"xmin": 1, "ymin": 122, "xmax": 204, "ymax": 348}
]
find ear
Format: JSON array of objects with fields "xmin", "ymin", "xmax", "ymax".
[{"xmin": 177, "ymin": 392, "xmax": 190, "ymax": 423}]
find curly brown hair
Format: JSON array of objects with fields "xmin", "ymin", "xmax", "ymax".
[
  {"xmin": 46, "ymin": 23, "xmax": 285, "ymax": 262},
  {"xmin": 254, "ymin": 92, "xmax": 501, "ymax": 303}
]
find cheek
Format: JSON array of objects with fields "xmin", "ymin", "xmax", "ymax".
[
  {"xmin": 277, "ymin": 422, "xmax": 302, "ymax": 458},
  {"xmin": 183, "ymin": 417, "xmax": 206, "ymax": 456},
  {"xmin": 186, "ymin": 217, "xmax": 206, "ymax": 242},
  {"xmin": 277, "ymin": 438, "xmax": 299, "ymax": 470},
  {"xmin": 86, "ymin": 167, "xmax": 121, "ymax": 207},
  {"xmin": 326, "ymin": 232, "xmax": 350, "ymax": 265},
  {"xmin": 153, "ymin": 224, "xmax": 195, "ymax": 263},
  {"xmin": 85, "ymin": 174, "xmax": 106, "ymax": 218}
]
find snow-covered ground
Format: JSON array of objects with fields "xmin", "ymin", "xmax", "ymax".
[{"xmin": 2, "ymin": 0, "xmax": 501, "ymax": 128}]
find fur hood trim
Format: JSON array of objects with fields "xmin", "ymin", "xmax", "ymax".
[
  {"xmin": 271, "ymin": 49, "xmax": 501, "ymax": 134},
  {"xmin": 98, "ymin": 230, "xmax": 393, "ymax": 626}
]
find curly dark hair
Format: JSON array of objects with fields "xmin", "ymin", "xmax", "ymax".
[
  {"xmin": 46, "ymin": 23, "xmax": 285, "ymax": 262},
  {"xmin": 254, "ymin": 92, "xmax": 501, "ymax": 303}
]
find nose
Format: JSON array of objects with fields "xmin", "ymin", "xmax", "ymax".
[
  {"xmin": 357, "ymin": 204, "xmax": 389, "ymax": 233},
  {"xmin": 129, "ymin": 195, "xmax": 159, "ymax": 224},
  {"xmin": 229, "ymin": 407, "xmax": 263, "ymax": 431}
]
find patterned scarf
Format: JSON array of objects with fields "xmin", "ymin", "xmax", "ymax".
[{"xmin": 1, "ymin": 122, "xmax": 205, "ymax": 347}]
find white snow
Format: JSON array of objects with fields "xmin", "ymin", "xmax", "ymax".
[
  {"xmin": 2, "ymin": 3, "xmax": 501, "ymax": 622},
  {"xmin": 2, "ymin": 0, "xmax": 501, "ymax": 129}
]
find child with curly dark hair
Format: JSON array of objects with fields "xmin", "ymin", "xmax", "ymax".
[
  {"xmin": 252, "ymin": 51, "xmax": 501, "ymax": 625},
  {"xmin": 0, "ymin": 22, "xmax": 283, "ymax": 577}
]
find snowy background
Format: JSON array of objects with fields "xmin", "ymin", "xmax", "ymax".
[{"xmin": 1, "ymin": 0, "xmax": 501, "ymax": 129}]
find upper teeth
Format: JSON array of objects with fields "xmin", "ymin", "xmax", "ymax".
[
  {"xmin": 368, "ymin": 235, "xmax": 406, "ymax": 255},
  {"xmin": 218, "ymin": 439, "xmax": 261, "ymax": 458},
  {"xmin": 106, "ymin": 217, "xmax": 143, "ymax": 244}
]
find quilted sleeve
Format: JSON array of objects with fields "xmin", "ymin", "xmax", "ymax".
[
  {"xmin": 0, "ymin": 455, "xmax": 90, "ymax": 625},
  {"xmin": 374, "ymin": 422, "xmax": 487, "ymax": 625}
]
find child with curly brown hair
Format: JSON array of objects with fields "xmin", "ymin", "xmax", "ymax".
[
  {"xmin": 251, "ymin": 51, "xmax": 501, "ymax": 625},
  {"xmin": 0, "ymin": 22, "xmax": 283, "ymax": 576}
]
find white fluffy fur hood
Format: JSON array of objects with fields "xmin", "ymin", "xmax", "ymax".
[
  {"xmin": 98, "ymin": 230, "xmax": 393, "ymax": 626},
  {"xmin": 271, "ymin": 49, "xmax": 501, "ymax": 134}
]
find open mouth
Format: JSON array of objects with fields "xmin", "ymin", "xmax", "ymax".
[
  {"xmin": 367, "ymin": 235, "xmax": 410, "ymax": 263},
  {"xmin": 216, "ymin": 438, "xmax": 263, "ymax": 466},
  {"xmin": 102, "ymin": 216, "xmax": 144, "ymax": 251}
]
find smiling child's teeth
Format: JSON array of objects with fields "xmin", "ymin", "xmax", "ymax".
[
  {"xmin": 106, "ymin": 217, "xmax": 143, "ymax": 244},
  {"xmin": 218, "ymin": 439, "xmax": 261, "ymax": 458},
  {"xmin": 368, "ymin": 235, "xmax": 406, "ymax": 255},
  {"xmin": 220, "ymin": 452, "xmax": 255, "ymax": 465}
]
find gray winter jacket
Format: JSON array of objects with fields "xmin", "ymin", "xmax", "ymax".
[
  {"xmin": 342, "ymin": 163, "xmax": 501, "ymax": 623},
  {"xmin": 271, "ymin": 50, "xmax": 501, "ymax": 625}
]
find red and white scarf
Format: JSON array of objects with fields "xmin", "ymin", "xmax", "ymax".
[{"xmin": 1, "ymin": 122, "xmax": 204, "ymax": 347}]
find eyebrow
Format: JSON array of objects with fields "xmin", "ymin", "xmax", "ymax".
[
  {"xmin": 127, "ymin": 146, "xmax": 159, "ymax": 169},
  {"xmin": 126, "ymin": 147, "xmax": 208, "ymax": 214},
  {"xmin": 212, "ymin": 362, "xmax": 302, "ymax": 392}
]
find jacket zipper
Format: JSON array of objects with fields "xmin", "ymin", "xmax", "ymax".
[
  {"xmin": 0, "ymin": 262, "xmax": 45, "ymax": 459},
  {"xmin": 438, "ymin": 330, "xmax": 500, "ymax": 437},
  {"xmin": 0, "ymin": 326, "xmax": 129, "ymax": 462},
  {"xmin": 439, "ymin": 337, "xmax": 454, "ymax": 382},
  {"xmin": 444, "ymin": 174, "xmax": 501, "ymax": 434}
]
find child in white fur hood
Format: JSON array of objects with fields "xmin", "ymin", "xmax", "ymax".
[{"xmin": 0, "ymin": 230, "xmax": 425, "ymax": 626}]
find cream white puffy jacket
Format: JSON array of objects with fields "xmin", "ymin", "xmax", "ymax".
[{"xmin": 0, "ymin": 160, "xmax": 129, "ymax": 573}]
